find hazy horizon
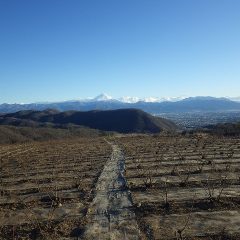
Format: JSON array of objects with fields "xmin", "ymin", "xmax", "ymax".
[{"xmin": 1, "ymin": 93, "xmax": 240, "ymax": 105}]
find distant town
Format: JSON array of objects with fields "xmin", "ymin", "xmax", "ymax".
[{"xmin": 158, "ymin": 111, "xmax": 240, "ymax": 129}]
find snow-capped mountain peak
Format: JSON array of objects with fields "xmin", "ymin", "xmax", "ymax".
[
  {"xmin": 118, "ymin": 96, "xmax": 140, "ymax": 103},
  {"xmin": 117, "ymin": 96, "xmax": 162, "ymax": 103},
  {"xmin": 118, "ymin": 96, "xmax": 186, "ymax": 103},
  {"xmin": 93, "ymin": 93, "xmax": 113, "ymax": 101},
  {"xmin": 65, "ymin": 94, "xmax": 188, "ymax": 103},
  {"xmin": 142, "ymin": 97, "xmax": 160, "ymax": 103}
]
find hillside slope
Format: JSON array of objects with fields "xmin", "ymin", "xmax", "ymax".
[
  {"xmin": 1, "ymin": 109, "xmax": 178, "ymax": 133},
  {"xmin": 0, "ymin": 125, "xmax": 106, "ymax": 144}
]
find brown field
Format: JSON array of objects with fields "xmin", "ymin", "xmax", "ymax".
[
  {"xmin": 1, "ymin": 134, "xmax": 240, "ymax": 239},
  {"xmin": 119, "ymin": 134, "xmax": 240, "ymax": 239},
  {"xmin": 0, "ymin": 138, "xmax": 111, "ymax": 239}
]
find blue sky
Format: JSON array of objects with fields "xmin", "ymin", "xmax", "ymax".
[{"xmin": 0, "ymin": 0, "xmax": 240, "ymax": 103}]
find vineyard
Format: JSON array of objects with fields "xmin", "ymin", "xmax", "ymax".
[
  {"xmin": 0, "ymin": 138, "xmax": 112, "ymax": 239},
  {"xmin": 119, "ymin": 134, "xmax": 240, "ymax": 239},
  {"xmin": 1, "ymin": 134, "xmax": 240, "ymax": 239}
]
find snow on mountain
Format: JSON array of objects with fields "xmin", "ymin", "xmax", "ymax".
[
  {"xmin": 5, "ymin": 95, "xmax": 240, "ymax": 106},
  {"xmin": 229, "ymin": 97, "xmax": 240, "ymax": 102},
  {"xmin": 65, "ymin": 95, "xmax": 238, "ymax": 104},
  {"xmin": 141, "ymin": 96, "xmax": 187, "ymax": 103},
  {"xmin": 142, "ymin": 97, "xmax": 160, "ymax": 102},
  {"xmin": 118, "ymin": 96, "xmax": 141, "ymax": 103},
  {"xmin": 2, "ymin": 95, "xmax": 240, "ymax": 114},
  {"xmin": 118, "ymin": 96, "xmax": 186, "ymax": 103},
  {"xmin": 117, "ymin": 96, "xmax": 160, "ymax": 103},
  {"xmin": 80, "ymin": 93, "xmax": 240, "ymax": 103},
  {"xmin": 93, "ymin": 93, "xmax": 113, "ymax": 101},
  {"xmin": 162, "ymin": 96, "xmax": 186, "ymax": 102},
  {"xmin": 33, "ymin": 94, "xmax": 187, "ymax": 104}
]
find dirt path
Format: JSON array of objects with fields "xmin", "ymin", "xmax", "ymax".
[{"xmin": 83, "ymin": 141, "xmax": 140, "ymax": 240}]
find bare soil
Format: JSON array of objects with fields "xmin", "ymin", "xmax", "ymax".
[{"xmin": 83, "ymin": 142, "xmax": 140, "ymax": 239}]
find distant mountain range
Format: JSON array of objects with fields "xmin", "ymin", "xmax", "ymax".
[
  {"xmin": 90, "ymin": 94, "xmax": 186, "ymax": 103},
  {"xmin": 1, "ymin": 94, "xmax": 240, "ymax": 114},
  {"xmin": 0, "ymin": 109, "xmax": 178, "ymax": 133}
]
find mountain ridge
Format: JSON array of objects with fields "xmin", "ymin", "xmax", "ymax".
[
  {"xmin": 0, "ymin": 109, "xmax": 178, "ymax": 133},
  {"xmin": 1, "ymin": 96, "xmax": 240, "ymax": 114}
]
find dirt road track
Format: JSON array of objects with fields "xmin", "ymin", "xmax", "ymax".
[{"xmin": 83, "ymin": 141, "xmax": 140, "ymax": 240}]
